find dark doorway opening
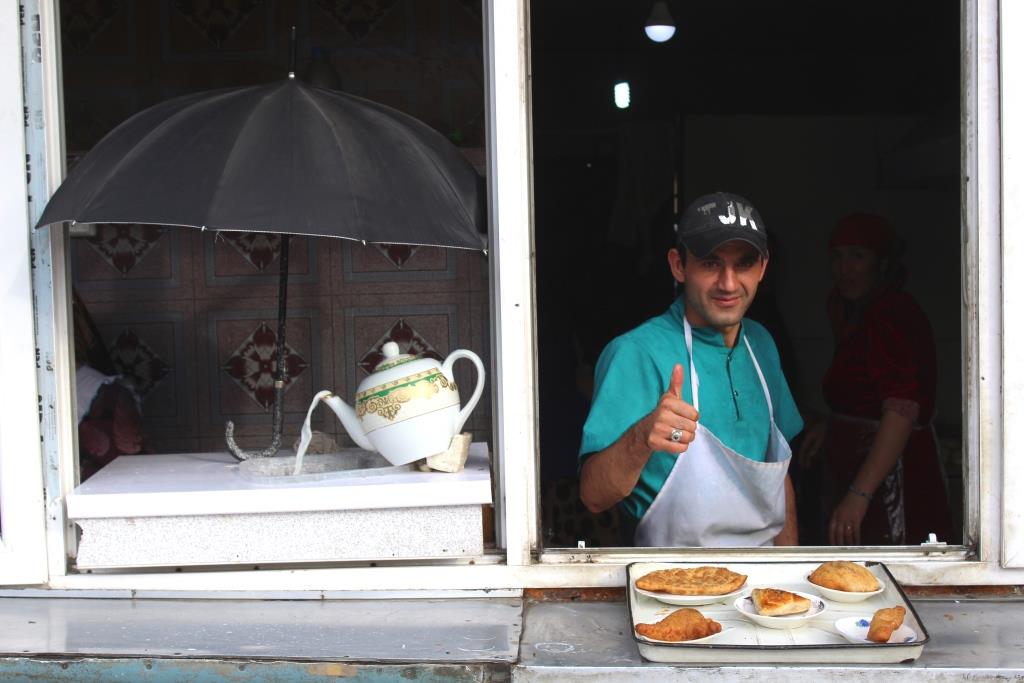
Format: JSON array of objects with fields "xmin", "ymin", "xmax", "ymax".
[{"xmin": 533, "ymin": 1, "xmax": 962, "ymax": 548}]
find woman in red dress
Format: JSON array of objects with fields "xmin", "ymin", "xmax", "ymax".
[{"xmin": 803, "ymin": 214, "xmax": 952, "ymax": 546}]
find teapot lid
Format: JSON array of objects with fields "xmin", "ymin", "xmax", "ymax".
[{"xmin": 374, "ymin": 341, "xmax": 418, "ymax": 372}]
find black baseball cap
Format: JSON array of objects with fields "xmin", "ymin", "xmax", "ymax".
[{"xmin": 677, "ymin": 192, "xmax": 769, "ymax": 259}]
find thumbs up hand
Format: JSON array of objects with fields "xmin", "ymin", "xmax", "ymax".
[{"xmin": 641, "ymin": 363, "xmax": 699, "ymax": 455}]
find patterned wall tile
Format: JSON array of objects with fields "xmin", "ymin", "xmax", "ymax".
[
  {"xmin": 164, "ymin": 0, "xmax": 273, "ymax": 56},
  {"xmin": 61, "ymin": 0, "xmax": 135, "ymax": 56},
  {"xmin": 221, "ymin": 232, "xmax": 285, "ymax": 272},
  {"xmin": 342, "ymin": 243, "xmax": 455, "ymax": 281},
  {"xmin": 222, "ymin": 321, "xmax": 310, "ymax": 410},
  {"xmin": 89, "ymin": 301, "xmax": 198, "ymax": 441},
  {"xmin": 72, "ymin": 228, "xmax": 192, "ymax": 301},
  {"xmin": 85, "ymin": 224, "xmax": 167, "ymax": 276},
  {"xmin": 108, "ymin": 329, "xmax": 172, "ymax": 399},
  {"xmin": 357, "ymin": 318, "xmax": 444, "ymax": 374},
  {"xmin": 171, "ymin": 0, "xmax": 264, "ymax": 47},
  {"xmin": 196, "ymin": 297, "xmax": 332, "ymax": 444},
  {"xmin": 314, "ymin": 0, "xmax": 401, "ymax": 43},
  {"xmin": 197, "ymin": 232, "xmax": 327, "ymax": 300}
]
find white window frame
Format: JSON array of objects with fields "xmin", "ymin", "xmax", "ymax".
[
  {"xmin": 999, "ymin": 0, "xmax": 1024, "ymax": 568},
  {"xmin": 0, "ymin": 5, "xmax": 47, "ymax": 585},
  {"xmin": 6, "ymin": 0, "xmax": 1024, "ymax": 593}
]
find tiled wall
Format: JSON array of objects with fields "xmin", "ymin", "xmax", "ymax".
[
  {"xmin": 64, "ymin": 0, "xmax": 491, "ymax": 454},
  {"xmin": 72, "ymin": 231, "xmax": 491, "ymax": 453}
]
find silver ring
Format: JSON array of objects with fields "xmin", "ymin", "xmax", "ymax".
[{"xmin": 670, "ymin": 428, "xmax": 684, "ymax": 443}]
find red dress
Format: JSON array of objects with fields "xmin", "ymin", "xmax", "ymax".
[{"xmin": 821, "ymin": 288, "xmax": 953, "ymax": 545}]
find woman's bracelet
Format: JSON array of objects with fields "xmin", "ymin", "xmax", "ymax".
[{"xmin": 848, "ymin": 485, "xmax": 873, "ymax": 501}]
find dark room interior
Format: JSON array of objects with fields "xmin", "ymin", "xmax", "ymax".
[{"xmin": 531, "ymin": 1, "xmax": 962, "ymax": 548}]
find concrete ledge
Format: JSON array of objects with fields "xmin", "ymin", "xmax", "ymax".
[
  {"xmin": 75, "ymin": 506, "xmax": 483, "ymax": 569},
  {"xmin": 2, "ymin": 595, "xmax": 1021, "ymax": 681}
]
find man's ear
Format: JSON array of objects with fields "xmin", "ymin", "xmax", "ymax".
[
  {"xmin": 758, "ymin": 254, "xmax": 769, "ymax": 282},
  {"xmin": 668, "ymin": 248, "xmax": 686, "ymax": 284}
]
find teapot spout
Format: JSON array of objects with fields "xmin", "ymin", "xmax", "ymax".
[{"xmin": 323, "ymin": 394, "xmax": 375, "ymax": 452}]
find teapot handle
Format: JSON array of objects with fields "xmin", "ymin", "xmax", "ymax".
[{"xmin": 441, "ymin": 349, "xmax": 485, "ymax": 435}]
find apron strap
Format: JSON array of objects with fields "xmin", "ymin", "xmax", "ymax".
[
  {"xmin": 743, "ymin": 335, "xmax": 774, "ymax": 422},
  {"xmin": 682, "ymin": 317, "xmax": 773, "ymax": 418},
  {"xmin": 682, "ymin": 318, "xmax": 701, "ymax": 411}
]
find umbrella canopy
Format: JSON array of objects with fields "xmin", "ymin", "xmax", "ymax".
[
  {"xmin": 37, "ymin": 78, "xmax": 486, "ymax": 250},
  {"xmin": 37, "ymin": 77, "xmax": 488, "ymax": 461}
]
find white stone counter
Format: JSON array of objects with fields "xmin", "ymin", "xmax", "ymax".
[
  {"xmin": 67, "ymin": 444, "xmax": 492, "ymax": 518},
  {"xmin": 67, "ymin": 444, "xmax": 492, "ymax": 569}
]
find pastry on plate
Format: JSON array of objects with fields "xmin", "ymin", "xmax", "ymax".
[
  {"xmin": 635, "ymin": 607, "xmax": 723, "ymax": 642},
  {"xmin": 808, "ymin": 561, "xmax": 880, "ymax": 593},
  {"xmin": 867, "ymin": 605, "xmax": 907, "ymax": 643},
  {"xmin": 750, "ymin": 588, "xmax": 812, "ymax": 616},
  {"xmin": 635, "ymin": 566, "xmax": 747, "ymax": 596}
]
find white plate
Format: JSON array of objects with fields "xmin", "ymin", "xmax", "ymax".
[
  {"xmin": 635, "ymin": 583, "xmax": 747, "ymax": 606},
  {"xmin": 635, "ymin": 627, "xmax": 730, "ymax": 646},
  {"xmin": 805, "ymin": 572, "xmax": 885, "ymax": 603},
  {"xmin": 834, "ymin": 615, "xmax": 918, "ymax": 644},
  {"xmin": 733, "ymin": 589, "xmax": 826, "ymax": 629}
]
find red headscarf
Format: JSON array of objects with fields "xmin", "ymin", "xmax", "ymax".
[
  {"xmin": 827, "ymin": 213, "xmax": 901, "ymax": 338},
  {"xmin": 829, "ymin": 213, "xmax": 895, "ymax": 258}
]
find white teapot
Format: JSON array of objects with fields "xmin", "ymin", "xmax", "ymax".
[{"xmin": 295, "ymin": 342, "xmax": 484, "ymax": 467}]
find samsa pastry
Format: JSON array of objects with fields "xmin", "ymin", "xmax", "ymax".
[
  {"xmin": 635, "ymin": 607, "xmax": 723, "ymax": 642},
  {"xmin": 808, "ymin": 561, "xmax": 880, "ymax": 593},
  {"xmin": 750, "ymin": 588, "xmax": 812, "ymax": 616},
  {"xmin": 635, "ymin": 566, "xmax": 747, "ymax": 596},
  {"xmin": 867, "ymin": 605, "xmax": 907, "ymax": 643}
]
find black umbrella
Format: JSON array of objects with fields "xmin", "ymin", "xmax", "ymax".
[{"xmin": 37, "ymin": 59, "xmax": 486, "ymax": 460}]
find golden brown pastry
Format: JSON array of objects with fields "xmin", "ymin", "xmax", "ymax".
[
  {"xmin": 867, "ymin": 606, "xmax": 907, "ymax": 643},
  {"xmin": 808, "ymin": 561, "xmax": 881, "ymax": 593},
  {"xmin": 635, "ymin": 608, "xmax": 723, "ymax": 642},
  {"xmin": 750, "ymin": 588, "xmax": 812, "ymax": 616},
  {"xmin": 635, "ymin": 566, "xmax": 747, "ymax": 596}
]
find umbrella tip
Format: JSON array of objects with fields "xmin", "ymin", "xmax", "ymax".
[{"xmin": 288, "ymin": 25, "xmax": 297, "ymax": 80}]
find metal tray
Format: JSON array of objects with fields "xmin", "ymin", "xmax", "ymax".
[{"xmin": 627, "ymin": 560, "xmax": 929, "ymax": 664}]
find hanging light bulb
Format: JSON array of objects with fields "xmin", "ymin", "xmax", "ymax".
[
  {"xmin": 644, "ymin": 1, "xmax": 676, "ymax": 43},
  {"xmin": 614, "ymin": 81, "xmax": 631, "ymax": 109}
]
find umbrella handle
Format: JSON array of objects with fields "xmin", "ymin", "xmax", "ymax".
[
  {"xmin": 225, "ymin": 232, "xmax": 290, "ymax": 461},
  {"xmin": 225, "ymin": 381, "xmax": 285, "ymax": 460}
]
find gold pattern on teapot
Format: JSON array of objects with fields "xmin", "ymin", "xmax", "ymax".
[{"xmin": 356, "ymin": 371, "xmax": 456, "ymax": 421}]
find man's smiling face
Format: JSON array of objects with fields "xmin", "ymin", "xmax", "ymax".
[{"xmin": 669, "ymin": 240, "xmax": 768, "ymax": 341}]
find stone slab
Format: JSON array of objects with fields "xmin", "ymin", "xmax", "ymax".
[{"xmin": 75, "ymin": 506, "xmax": 483, "ymax": 569}]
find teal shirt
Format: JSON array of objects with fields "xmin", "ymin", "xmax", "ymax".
[{"xmin": 579, "ymin": 298, "xmax": 803, "ymax": 521}]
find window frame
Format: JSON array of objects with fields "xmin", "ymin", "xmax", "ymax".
[
  {"xmin": 998, "ymin": 0, "xmax": 1024, "ymax": 568},
  {"xmin": 0, "ymin": 6, "xmax": 47, "ymax": 585},
  {"xmin": 9, "ymin": 0, "xmax": 1024, "ymax": 593}
]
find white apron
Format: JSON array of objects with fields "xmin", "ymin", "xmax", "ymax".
[{"xmin": 634, "ymin": 319, "xmax": 792, "ymax": 547}]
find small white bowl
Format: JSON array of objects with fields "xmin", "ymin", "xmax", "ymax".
[
  {"xmin": 805, "ymin": 572, "xmax": 885, "ymax": 603},
  {"xmin": 834, "ymin": 615, "xmax": 918, "ymax": 644},
  {"xmin": 634, "ymin": 583, "xmax": 747, "ymax": 607},
  {"xmin": 733, "ymin": 590, "xmax": 826, "ymax": 630}
]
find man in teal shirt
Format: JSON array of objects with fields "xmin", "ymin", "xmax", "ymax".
[{"xmin": 579, "ymin": 192, "xmax": 802, "ymax": 547}]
